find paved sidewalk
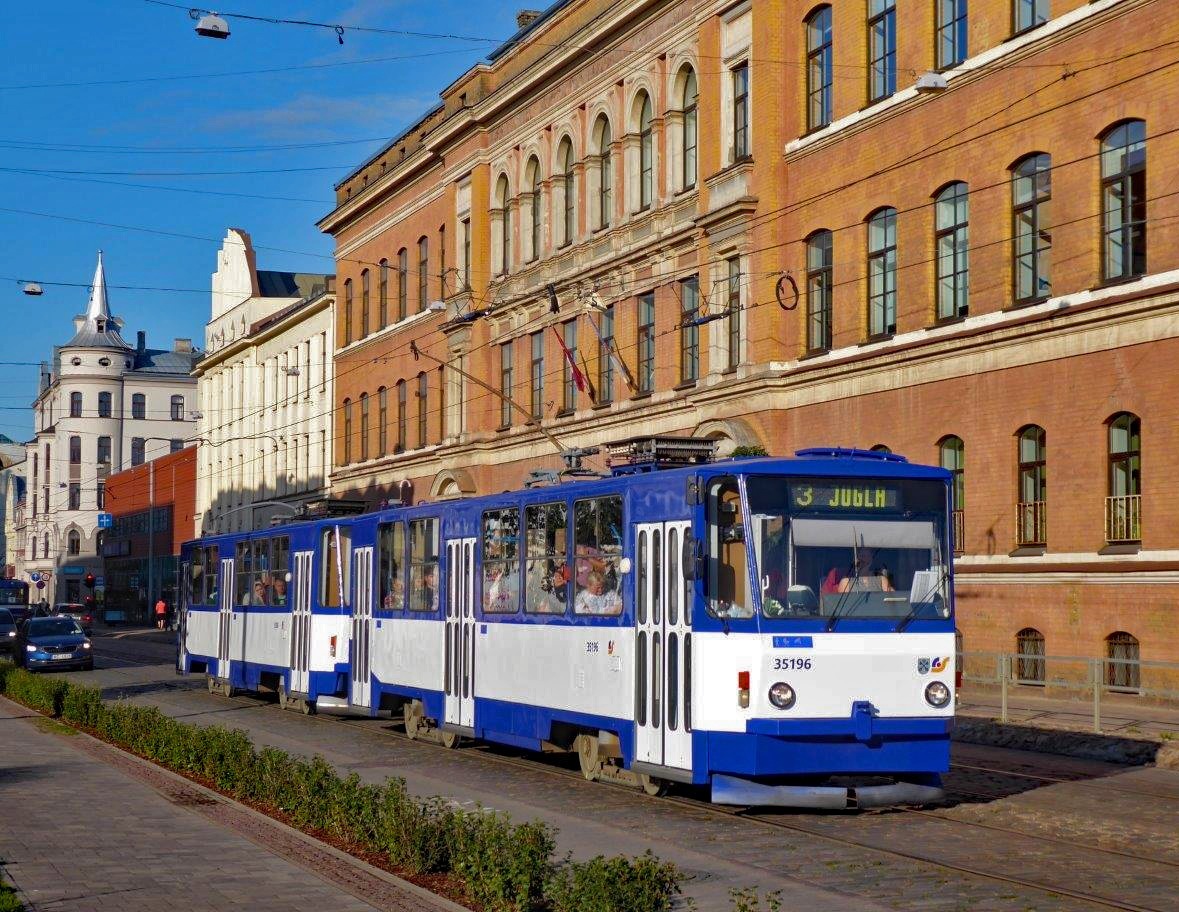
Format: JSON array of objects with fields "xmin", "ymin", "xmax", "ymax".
[
  {"xmin": 0, "ymin": 698, "xmax": 443, "ymax": 912},
  {"xmin": 959, "ymin": 687, "xmax": 1179, "ymax": 737}
]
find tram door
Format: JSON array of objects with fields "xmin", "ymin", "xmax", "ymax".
[
  {"xmin": 350, "ymin": 547, "xmax": 375, "ymax": 708},
  {"xmin": 444, "ymin": 538, "xmax": 476, "ymax": 729},
  {"xmin": 217, "ymin": 557, "xmax": 234, "ymax": 680},
  {"xmin": 288, "ymin": 551, "xmax": 313, "ymax": 695},
  {"xmin": 635, "ymin": 521, "xmax": 693, "ymax": 770}
]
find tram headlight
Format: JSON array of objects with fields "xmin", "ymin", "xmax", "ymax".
[
  {"xmin": 924, "ymin": 680, "xmax": 951, "ymax": 708},
  {"xmin": 768, "ymin": 681, "xmax": 796, "ymax": 710}
]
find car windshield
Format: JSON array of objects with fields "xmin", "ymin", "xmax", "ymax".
[
  {"xmin": 747, "ymin": 476, "xmax": 950, "ymax": 621},
  {"xmin": 28, "ymin": 618, "xmax": 83, "ymax": 637}
]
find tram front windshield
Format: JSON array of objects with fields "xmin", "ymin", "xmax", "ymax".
[{"xmin": 747, "ymin": 476, "xmax": 950, "ymax": 621}]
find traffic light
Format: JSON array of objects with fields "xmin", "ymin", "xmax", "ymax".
[
  {"xmin": 84, "ymin": 595, "xmax": 96, "ymax": 610},
  {"xmin": 84, "ymin": 572, "xmax": 96, "ymax": 590}
]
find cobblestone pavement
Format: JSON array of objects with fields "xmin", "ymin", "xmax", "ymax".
[
  {"xmin": 0, "ymin": 696, "xmax": 458, "ymax": 912},
  {"xmin": 57, "ymin": 639, "xmax": 1179, "ymax": 911}
]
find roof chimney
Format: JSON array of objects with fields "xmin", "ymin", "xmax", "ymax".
[
  {"xmin": 516, "ymin": 9, "xmax": 542, "ymax": 28},
  {"xmin": 136, "ymin": 331, "xmax": 146, "ymax": 353},
  {"xmin": 174, "ymin": 338, "xmax": 193, "ymax": 354}
]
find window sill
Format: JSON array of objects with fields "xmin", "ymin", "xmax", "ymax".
[
  {"xmin": 674, "ymin": 184, "xmax": 697, "ymax": 198},
  {"xmin": 1091, "ymin": 274, "xmax": 1144, "ymax": 292},
  {"xmin": 799, "ymin": 122, "xmax": 831, "ymax": 140},
  {"xmin": 1008, "ymin": 545, "xmax": 1047, "ymax": 557},
  {"xmin": 1010, "ymin": 21, "xmax": 1047, "ymax": 41},
  {"xmin": 1005, "ymin": 297, "xmax": 1048, "ymax": 312},
  {"xmin": 720, "ymin": 367, "xmax": 738, "ymax": 377},
  {"xmin": 591, "ymin": 400, "xmax": 613, "ymax": 411},
  {"xmin": 800, "ymin": 347, "xmax": 831, "ymax": 360},
  {"xmin": 630, "ymin": 391, "xmax": 653, "ymax": 401},
  {"xmin": 674, "ymin": 379, "xmax": 698, "ymax": 392},
  {"xmin": 1099, "ymin": 542, "xmax": 1141, "ymax": 555},
  {"xmin": 555, "ymin": 409, "xmax": 575, "ymax": 419},
  {"xmin": 860, "ymin": 332, "xmax": 894, "ymax": 346},
  {"xmin": 930, "ymin": 314, "xmax": 967, "ymax": 329}
]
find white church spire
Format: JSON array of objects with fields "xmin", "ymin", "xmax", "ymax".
[{"xmin": 86, "ymin": 250, "xmax": 112, "ymax": 321}]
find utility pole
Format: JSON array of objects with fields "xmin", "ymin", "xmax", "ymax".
[{"xmin": 146, "ymin": 459, "xmax": 154, "ymax": 620}]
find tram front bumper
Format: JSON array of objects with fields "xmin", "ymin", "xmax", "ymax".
[{"xmin": 711, "ymin": 774, "xmax": 944, "ymax": 809}]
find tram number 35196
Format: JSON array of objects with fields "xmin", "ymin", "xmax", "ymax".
[{"xmin": 772, "ymin": 657, "xmax": 814, "ymax": 670}]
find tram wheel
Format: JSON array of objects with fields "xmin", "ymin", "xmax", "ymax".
[
  {"xmin": 639, "ymin": 774, "xmax": 668, "ymax": 797},
  {"xmin": 439, "ymin": 729, "xmax": 460, "ymax": 750},
  {"xmin": 575, "ymin": 734, "xmax": 601, "ymax": 782},
  {"xmin": 404, "ymin": 701, "xmax": 426, "ymax": 740},
  {"xmin": 206, "ymin": 675, "xmax": 218, "ymax": 695},
  {"xmin": 301, "ymin": 698, "xmax": 317, "ymax": 715}
]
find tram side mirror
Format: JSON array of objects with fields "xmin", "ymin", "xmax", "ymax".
[
  {"xmin": 786, "ymin": 585, "xmax": 818, "ymax": 614},
  {"xmin": 682, "ymin": 533, "xmax": 704, "ymax": 581}
]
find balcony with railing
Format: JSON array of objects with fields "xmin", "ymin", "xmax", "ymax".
[
  {"xmin": 1016, "ymin": 501, "xmax": 1046, "ymax": 546},
  {"xmin": 951, "ymin": 509, "xmax": 964, "ymax": 555},
  {"xmin": 1105, "ymin": 494, "xmax": 1141, "ymax": 543}
]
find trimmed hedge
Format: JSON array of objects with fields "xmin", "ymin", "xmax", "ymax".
[{"xmin": 0, "ymin": 662, "xmax": 680, "ymax": 911}]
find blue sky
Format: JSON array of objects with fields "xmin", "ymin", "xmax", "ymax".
[{"xmin": 0, "ymin": 0, "xmax": 526, "ymax": 438}]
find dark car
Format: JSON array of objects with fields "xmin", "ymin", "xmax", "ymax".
[
  {"xmin": 55, "ymin": 603, "xmax": 94, "ymax": 635},
  {"xmin": 0, "ymin": 608, "xmax": 16, "ymax": 656},
  {"xmin": 8, "ymin": 604, "xmax": 32, "ymax": 627},
  {"xmin": 18, "ymin": 616, "xmax": 93, "ymax": 671}
]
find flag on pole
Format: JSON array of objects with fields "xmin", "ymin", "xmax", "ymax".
[
  {"xmin": 552, "ymin": 325, "xmax": 587, "ymax": 392},
  {"xmin": 584, "ymin": 312, "xmax": 637, "ymax": 393}
]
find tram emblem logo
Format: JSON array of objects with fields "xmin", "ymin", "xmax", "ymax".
[
  {"xmin": 607, "ymin": 640, "xmax": 615, "ymax": 655},
  {"xmin": 917, "ymin": 657, "xmax": 931, "ymax": 675},
  {"xmin": 917, "ymin": 656, "xmax": 949, "ymax": 675}
]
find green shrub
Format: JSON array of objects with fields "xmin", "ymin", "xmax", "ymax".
[
  {"xmin": 449, "ymin": 812, "xmax": 556, "ymax": 912},
  {"xmin": 61, "ymin": 684, "xmax": 105, "ymax": 728},
  {"xmin": 0, "ymin": 660, "xmax": 13, "ymax": 692},
  {"xmin": 729, "ymin": 445, "xmax": 769, "ymax": 458},
  {"xmin": 2, "ymin": 668, "xmax": 67, "ymax": 716},
  {"xmin": 547, "ymin": 851, "xmax": 681, "ymax": 912},
  {"xmin": 376, "ymin": 782, "xmax": 454, "ymax": 874}
]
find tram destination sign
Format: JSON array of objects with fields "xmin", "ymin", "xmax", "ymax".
[{"xmin": 789, "ymin": 480, "xmax": 902, "ymax": 512}]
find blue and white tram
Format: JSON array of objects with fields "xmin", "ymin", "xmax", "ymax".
[{"xmin": 179, "ymin": 441, "xmax": 957, "ymax": 808}]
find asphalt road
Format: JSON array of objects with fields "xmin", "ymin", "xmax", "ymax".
[{"xmin": 48, "ymin": 631, "xmax": 1179, "ymax": 912}]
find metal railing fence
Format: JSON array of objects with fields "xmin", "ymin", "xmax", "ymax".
[{"xmin": 959, "ymin": 649, "xmax": 1179, "ymax": 733}]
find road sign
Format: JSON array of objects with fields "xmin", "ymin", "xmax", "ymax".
[
  {"xmin": 95, "ymin": 576, "xmax": 104, "ymax": 588},
  {"xmin": 30, "ymin": 572, "xmax": 40, "ymax": 582},
  {"xmin": 97, "ymin": 513, "xmax": 113, "ymax": 529},
  {"xmin": 35, "ymin": 580, "xmax": 45, "ymax": 589}
]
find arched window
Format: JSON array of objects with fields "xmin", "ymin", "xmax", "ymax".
[
  {"xmin": 1100, "ymin": 120, "xmax": 1146, "ymax": 282},
  {"xmin": 343, "ymin": 278, "xmax": 354, "ymax": 344},
  {"xmin": 681, "ymin": 68, "xmax": 698, "ymax": 190},
  {"xmin": 67, "ymin": 529, "xmax": 80, "ymax": 556},
  {"xmin": 869, "ymin": 444, "xmax": 892, "ymax": 454},
  {"xmin": 69, "ymin": 435, "xmax": 81, "ymax": 464},
  {"xmin": 496, "ymin": 174, "xmax": 511, "ymax": 275},
  {"xmin": 1106, "ymin": 412, "xmax": 1141, "ymax": 543},
  {"xmin": 97, "ymin": 436, "xmax": 111, "ymax": 465},
  {"xmin": 359, "ymin": 392, "xmax": 370, "ymax": 461},
  {"xmin": 594, "ymin": 116, "xmax": 613, "ymax": 229},
  {"xmin": 805, "ymin": 6, "xmax": 833, "ymax": 130},
  {"xmin": 170, "ymin": 394, "xmax": 184, "ymax": 421},
  {"xmin": 378, "ymin": 258, "xmax": 389, "ymax": 328},
  {"xmin": 417, "ymin": 236, "xmax": 429, "ymax": 312},
  {"xmin": 637, "ymin": 93, "xmax": 654, "ymax": 210},
  {"xmin": 935, "ymin": 182, "xmax": 969, "ymax": 320},
  {"xmin": 1015, "ymin": 627, "xmax": 1045, "ymax": 684},
  {"xmin": 98, "ymin": 391, "xmax": 112, "ymax": 418},
  {"xmin": 1012, "ymin": 153, "xmax": 1052, "ymax": 303},
  {"xmin": 43, "ymin": 533, "xmax": 49, "ymax": 559},
  {"xmin": 69, "ymin": 391, "xmax": 83, "ymax": 418},
  {"xmin": 342, "ymin": 398, "xmax": 352, "ymax": 464},
  {"xmin": 806, "ymin": 229, "xmax": 833, "ymax": 352},
  {"xmin": 397, "ymin": 248, "xmax": 408, "ymax": 321},
  {"xmin": 1017, "ymin": 425, "xmax": 1047, "ymax": 545},
  {"xmin": 396, "ymin": 380, "xmax": 407, "ymax": 452},
  {"xmin": 526, "ymin": 156, "xmax": 542, "ymax": 262},
  {"xmin": 940, "ymin": 436, "xmax": 965, "ymax": 553},
  {"xmin": 867, "ymin": 207, "xmax": 897, "ymax": 337},
  {"xmin": 1106, "ymin": 631, "xmax": 1140, "ymax": 692},
  {"xmin": 417, "ymin": 371, "xmax": 428, "ymax": 447},
  {"xmin": 557, "ymin": 138, "xmax": 575, "ymax": 247},
  {"xmin": 360, "ymin": 268, "xmax": 370, "ymax": 337},
  {"xmin": 378, "ymin": 386, "xmax": 388, "ymax": 457}
]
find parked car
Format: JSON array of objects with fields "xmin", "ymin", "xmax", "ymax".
[
  {"xmin": 6, "ymin": 604, "xmax": 31, "ymax": 628},
  {"xmin": 55, "ymin": 603, "xmax": 94, "ymax": 635},
  {"xmin": 17, "ymin": 616, "xmax": 93, "ymax": 672},
  {"xmin": 0, "ymin": 608, "xmax": 17, "ymax": 656}
]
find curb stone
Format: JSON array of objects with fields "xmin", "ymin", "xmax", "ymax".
[{"xmin": 953, "ymin": 716, "xmax": 1179, "ymax": 768}]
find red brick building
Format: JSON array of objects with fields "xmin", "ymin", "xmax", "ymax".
[
  {"xmin": 320, "ymin": 0, "xmax": 1179, "ymax": 681},
  {"xmin": 103, "ymin": 446, "xmax": 197, "ymax": 623}
]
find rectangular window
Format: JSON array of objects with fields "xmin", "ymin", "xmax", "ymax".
[
  {"xmin": 680, "ymin": 277, "xmax": 700, "ymax": 384},
  {"xmin": 807, "ymin": 232, "xmax": 834, "ymax": 352},
  {"xmin": 461, "ymin": 218, "xmax": 471, "ymax": 289},
  {"xmin": 398, "ymin": 249, "xmax": 408, "ymax": 321},
  {"xmin": 732, "ymin": 63, "xmax": 750, "ymax": 160},
  {"xmin": 598, "ymin": 305, "xmax": 615, "ymax": 405},
  {"xmin": 525, "ymin": 502, "xmax": 569, "ymax": 614},
  {"xmin": 500, "ymin": 341, "xmax": 514, "ymax": 428},
  {"xmin": 530, "ymin": 331, "xmax": 544, "ymax": 420},
  {"xmin": 319, "ymin": 526, "xmax": 352, "ymax": 607},
  {"xmin": 170, "ymin": 439, "xmax": 184, "ymax": 453},
  {"xmin": 637, "ymin": 292, "xmax": 655, "ymax": 393},
  {"xmin": 379, "ymin": 259, "xmax": 389, "ymax": 328},
  {"xmin": 378, "ymin": 387, "xmax": 388, "ymax": 456},
  {"xmin": 396, "ymin": 382, "xmax": 407, "ymax": 452},
  {"xmin": 418, "ymin": 237, "xmax": 429, "ymax": 312},
  {"xmin": 560, "ymin": 320, "xmax": 578, "ymax": 414},
  {"xmin": 343, "ymin": 399, "xmax": 353, "ymax": 464},
  {"xmin": 132, "ymin": 394, "xmax": 145, "ymax": 420},
  {"xmin": 69, "ymin": 436, "xmax": 81, "ymax": 463},
  {"xmin": 937, "ymin": 0, "xmax": 968, "ymax": 69},
  {"xmin": 131, "ymin": 437, "xmax": 145, "ymax": 467},
  {"xmin": 70, "ymin": 392, "xmax": 82, "ymax": 418},
  {"xmin": 806, "ymin": 7, "xmax": 833, "ymax": 130},
  {"xmin": 378, "ymin": 522, "xmax": 406, "ymax": 610},
  {"xmin": 361, "ymin": 269, "xmax": 370, "ymax": 337},
  {"xmin": 408, "ymin": 518, "xmax": 439, "ymax": 612},
  {"xmin": 98, "ymin": 392, "xmax": 112, "ymax": 418},
  {"xmin": 726, "ymin": 258, "xmax": 742, "ymax": 370},
  {"xmin": 96, "ymin": 481, "xmax": 105, "ymax": 510},
  {"xmin": 360, "ymin": 394, "xmax": 370, "ymax": 460},
  {"xmin": 868, "ymin": 209, "xmax": 898, "ymax": 336},
  {"xmin": 935, "ymin": 184, "xmax": 970, "ymax": 320},
  {"xmin": 573, "ymin": 496, "xmax": 624, "ymax": 616},
  {"xmin": 1014, "ymin": 0, "xmax": 1048, "ymax": 34},
  {"xmin": 68, "ymin": 483, "xmax": 80, "ymax": 511},
  {"xmin": 271, "ymin": 537, "xmax": 290, "ymax": 605},
  {"xmin": 482, "ymin": 508, "xmax": 520, "ymax": 614},
  {"xmin": 417, "ymin": 373, "xmax": 428, "ymax": 448},
  {"xmin": 868, "ymin": 0, "xmax": 897, "ymax": 102}
]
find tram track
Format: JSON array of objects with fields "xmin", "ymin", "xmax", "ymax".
[
  {"xmin": 948, "ymin": 759, "xmax": 1179, "ymax": 803},
  {"xmin": 87, "ymin": 650, "xmax": 1178, "ymax": 912}
]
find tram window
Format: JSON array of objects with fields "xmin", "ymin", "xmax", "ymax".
[
  {"xmin": 320, "ymin": 526, "xmax": 353, "ymax": 607},
  {"xmin": 482, "ymin": 508, "xmax": 521, "ymax": 613},
  {"xmin": 408, "ymin": 518, "xmax": 439, "ymax": 612},
  {"xmin": 637, "ymin": 532, "xmax": 648, "ymax": 624},
  {"xmin": 573, "ymin": 495, "xmax": 623, "ymax": 616},
  {"xmin": 668, "ymin": 631, "xmax": 679, "ymax": 731},
  {"xmin": 707, "ymin": 479, "xmax": 752, "ymax": 619},
  {"xmin": 379, "ymin": 522, "xmax": 406, "ymax": 610},
  {"xmin": 668, "ymin": 527, "xmax": 679, "ymax": 626},
  {"xmin": 204, "ymin": 546, "xmax": 219, "ymax": 605},
  {"xmin": 525, "ymin": 502, "xmax": 568, "ymax": 614},
  {"xmin": 636, "ymin": 630, "xmax": 647, "ymax": 725},
  {"xmin": 235, "ymin": 542, "xmax": 253, "ymax": 605},
  {"xmin": 652, "ymin": 528, "xmax": 663, "ymax": 624},
  {"xmin": 684, "ymin": 633, "xmax": 692, "ymax": 732},
  {"xmin": 271, "ymin": 537, "xmax": 290, "ymax": 606}
]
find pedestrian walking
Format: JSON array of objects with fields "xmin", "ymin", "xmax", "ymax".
[{"xmin": 154, "ymin": 596, "xmax": 167, "ymax": 630}]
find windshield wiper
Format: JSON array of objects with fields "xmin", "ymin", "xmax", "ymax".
[
  {"xmin": 826, "ymin": 531, "xmax": 860, "ymax": 631},
  {"xmin": 895, "ymin": 568, "xmax": 950, "ymax": 632}
]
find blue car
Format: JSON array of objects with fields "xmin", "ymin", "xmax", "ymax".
[{"xmin": 18, "ymin": 616, "xmax": 94, "ymax": 671}]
